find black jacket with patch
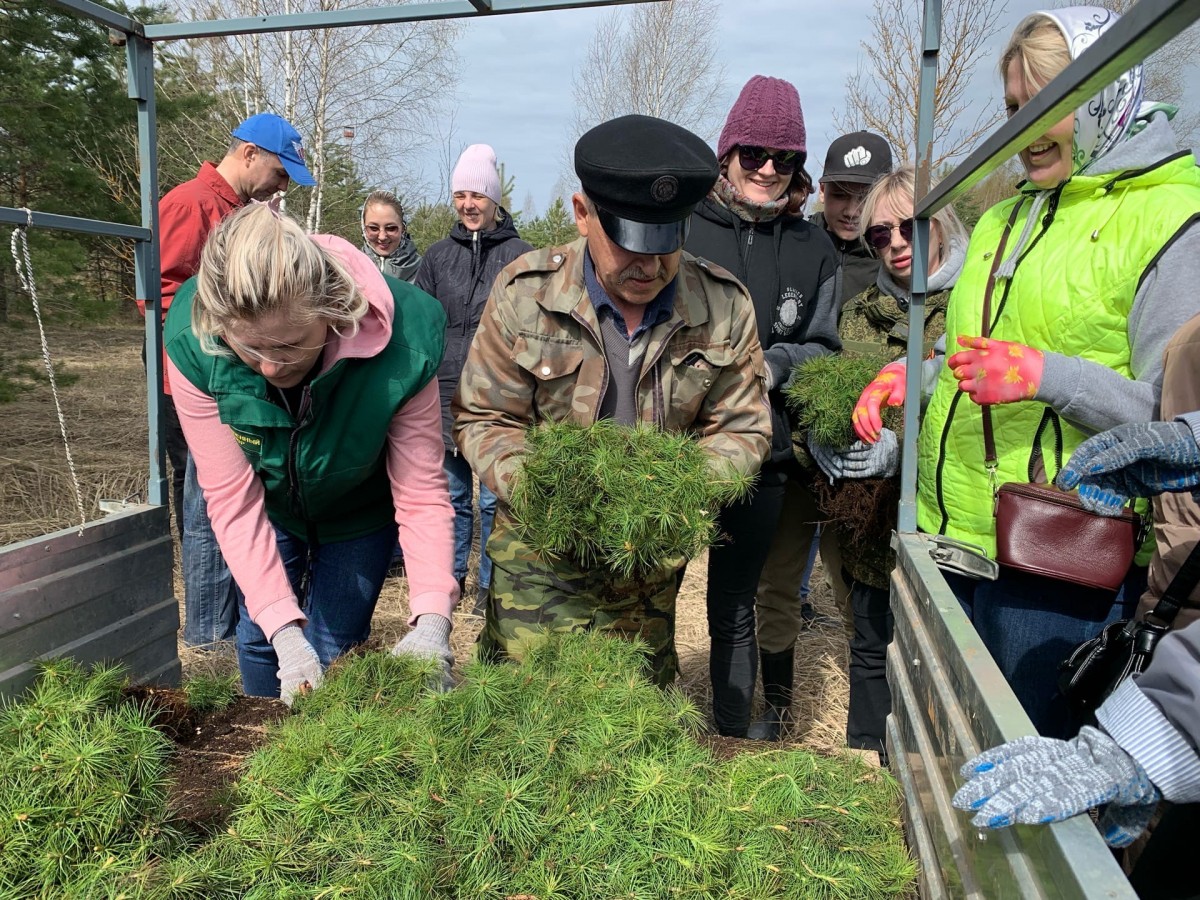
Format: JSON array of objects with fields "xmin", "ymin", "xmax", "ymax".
[{"xmin": 687, "ymin": 198, "xmax": 841, "ymax": 461}]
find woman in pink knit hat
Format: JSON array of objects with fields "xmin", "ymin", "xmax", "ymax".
[{"xmin": 685, "ymin": 75, "xmax": 841, "ymax": 738}]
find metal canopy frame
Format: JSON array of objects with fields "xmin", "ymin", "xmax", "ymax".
[
  {"xmin": 3, "ymin": 0, "xmax": 663, "ymax": 516},
  {"xmin": 899, "ymin": 0, "xmax": 1200, "ymax": 532}
]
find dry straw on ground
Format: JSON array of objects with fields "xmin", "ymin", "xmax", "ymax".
[{"xmin": 2, "ymin": 322, "xmax": 852, "ymax": 755}]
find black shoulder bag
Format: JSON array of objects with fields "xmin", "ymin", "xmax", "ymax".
[{"xmin": 1058, "ymin": 540, "xmax": 1200, "ymax": 712}]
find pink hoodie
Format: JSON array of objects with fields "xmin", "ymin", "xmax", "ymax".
[{"xmin": 168, "ymin": 234, "xmax": 457, "ymax": 640}]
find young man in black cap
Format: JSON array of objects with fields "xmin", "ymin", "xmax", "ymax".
[
  {"xmin": 451, "ymin": 114, "xmax": 772, "ymax": 686},
  {"xmin": 812, "ymin": 131, "xmax": 894, "ymax": 304}
]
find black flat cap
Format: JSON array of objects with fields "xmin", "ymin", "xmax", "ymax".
[{"xmin": 575, "ymin": 114, "xmax": 718, "ymax": 254}]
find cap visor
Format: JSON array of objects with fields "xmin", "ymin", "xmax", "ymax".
[
  {"xmin": 281, "ymin": 156, "xmax": 317, "ymax": 187},
  {"xmin": 596, "ymin": 207, "xmax": 688, "ymax": 255}
]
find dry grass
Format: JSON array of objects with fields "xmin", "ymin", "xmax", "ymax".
[{"xmin": 3, "ymin": 321, "xmax": 852, "ymax": 755}]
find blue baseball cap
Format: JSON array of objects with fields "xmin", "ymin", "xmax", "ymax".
[{"xmin": 231, "ymin": 113, "xmax": 316, "ymax": 187}]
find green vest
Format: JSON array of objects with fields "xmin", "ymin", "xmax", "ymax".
[
  {"xmin": 917, "ymin": 153, "xmax": 1200, "ymax": 559},
  {"xmin": 165, "ymin": 275, "xmax": 446, "ymax": 543}
]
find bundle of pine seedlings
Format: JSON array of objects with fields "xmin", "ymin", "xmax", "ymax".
[
  {"xmin": 509, "ymin": 420, "xmax": 753, "ymax": 577},
  {"xmin": 784, "ymin": 353, "xmax": 904, "ymax": 546},
  {"xmin": 149, "ymin": 635, "xmax": 915, "ymax": 900},
  {"xmin": 0, "ymin": 659, "xmax": 181, "ymax": 900}
]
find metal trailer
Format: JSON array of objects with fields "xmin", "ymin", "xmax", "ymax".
[
  {"xmin": 890, "ymin": 0, "xmax": 1200, "ymax": 896},
  {"xmin": 2, "ymin": 0, "xmax": 1197, "ymax": 895},
  {"xmin": 0, "ymin": 0, "xmax": 664, "ymax": 696}
]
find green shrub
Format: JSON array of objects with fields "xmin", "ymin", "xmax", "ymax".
[
  {"xmin": 0, "ymin": 659, "xmax": 177, "ymax": 900},
  {"xmin": 154, "ymin": 635, "xmax": 915, "ymax": 899},
  {"xmin": 510, "ymin": 420, "xmax": 753, "ymax": 577}
]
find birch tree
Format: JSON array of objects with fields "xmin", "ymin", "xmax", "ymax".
[
  {"xmin": 835, "ymin": 0, "xmax": 1008, "ymax": 168},
  {"xmin": 566, "ymin": 0, "xmax": 726, "ymax": 176},
  {"xmin": 173, "ymin": 0, "xmax": 460, "ymax": 231}
]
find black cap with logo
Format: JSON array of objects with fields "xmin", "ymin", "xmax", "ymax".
[
  {"xmin": 819, "ymin": 131, "xmax": 893, "ymax": 185},
  {"xmin": 575, "ymin": 114, "xmax": 718, "ymax": 255}
]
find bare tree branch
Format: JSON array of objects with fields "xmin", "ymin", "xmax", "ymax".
[{"xmin": 835, "ymin": 0, "xmax": 1008, "ymax": 168}]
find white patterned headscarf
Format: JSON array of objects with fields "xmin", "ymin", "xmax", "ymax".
[{"xmin": 1040, "ymin": 6, "xmax": 1145, "ymax": 175}]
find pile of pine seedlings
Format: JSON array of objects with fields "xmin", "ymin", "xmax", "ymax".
[
  {"xmin": 784, "ymin": 353, "xmax": 903, "ymax": 546},
  {"xmin": 0, "ymin": 659, "xmax": 182, "ymax": 900},
  {"xmin": 0, "ymin": 638, "xmax": 915, "ymax": 899},
  {"xmin": 509, "ymin": 420, "xmax": 754, "ymax": 577}
]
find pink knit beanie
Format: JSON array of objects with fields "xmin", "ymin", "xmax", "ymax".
[
  {"xmin": 451, "ymin": 144, "xmax": 502, "ymax": 205},
  {"xmin": 717, "ymin": 75, "xmax": 807, "ymax": 162}
]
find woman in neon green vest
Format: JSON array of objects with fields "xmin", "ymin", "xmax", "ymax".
[{"xmin": 854, "ymin": 6, "xmax": 1200, "ymax": 739}]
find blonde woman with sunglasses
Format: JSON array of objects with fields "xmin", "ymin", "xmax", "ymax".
[{"xmin": 806, "ymin": 164, "xmax": 967, "ymax": 761}]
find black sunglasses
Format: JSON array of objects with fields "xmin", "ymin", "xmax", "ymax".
[
  {"xmin": 737, "ymin": 146, "xmax": 800, "ymax": 177},
  {"xmin": 864, "ymin": 218, "xmax": 915, "ymax": 251}
]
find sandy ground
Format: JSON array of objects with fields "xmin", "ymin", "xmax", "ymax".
[{"xmin": 1, "ymin": 321, "xmax": 852, "ymax": 754}]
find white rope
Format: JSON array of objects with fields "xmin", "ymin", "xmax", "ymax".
[{"xmin": 10, "ymin": 209, "xmax": 87, "ymax": 533}]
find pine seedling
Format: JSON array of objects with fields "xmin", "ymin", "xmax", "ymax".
[
  {"xmin": 182, "ymin": 674, "xmax": 239, "ymax": 713},
  {"xmin": 510, "ymin": 420, "xmax": 753, "ymax": 577},
  {"xmin": 785, "ymin": 352, "xmax": 901, "ymax": 448}
]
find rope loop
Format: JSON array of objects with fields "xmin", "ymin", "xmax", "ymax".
[{"xmin": 10, "ymin": 212, "xmax": 88, "ymax": 533}]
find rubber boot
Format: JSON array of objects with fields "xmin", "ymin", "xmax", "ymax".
[
  {"xmin": 710, "ymin": 639, "xmax": 757, "ymax": 737},
  {"xmin": 747, "ymin": 648, "xmax": 795, "ymax": 741}
]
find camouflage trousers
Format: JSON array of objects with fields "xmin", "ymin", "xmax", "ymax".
[{"xmin": 478, "ymin": 520, "xmax": 682, "ymax": 686}]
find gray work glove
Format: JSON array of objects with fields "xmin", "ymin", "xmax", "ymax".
[
  {"xmin": 808, "ymin": 427, "xmax": 899, "ymax": 484},
  {"xmin": 951, "ymin": 726, "xmax": 1160, "ymax": 847},
  {"xmin": 270, "ymin": 623, "xmax": 323, "ymax": 706},
  {"xmin": 392, "ymin": 614, "xmax": 455, "ymax": 692}
]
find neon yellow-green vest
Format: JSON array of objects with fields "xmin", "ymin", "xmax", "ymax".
[{"xmin": 917, "ymin": 152, "xmax": 1200, "ymax": 561}]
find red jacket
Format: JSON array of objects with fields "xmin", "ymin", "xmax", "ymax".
[{"xmin": 141, "ymin": 162, "xmax": 243, "ymax": 392}]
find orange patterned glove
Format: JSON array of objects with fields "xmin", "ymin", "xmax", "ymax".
[
  {"xmin": 948, "ymin": 336, "xmax": 1044, "ymax": 405},
  {"xmin": 852, "ymin": 361, "xmax": 907, "ymax": 444}
]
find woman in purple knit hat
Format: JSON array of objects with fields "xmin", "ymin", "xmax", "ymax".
[{"xmin": 685, "ymin": 75, "xmax": 841, "ymax": 737}]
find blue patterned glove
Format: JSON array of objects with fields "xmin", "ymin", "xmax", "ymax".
[
  {"xmin": 808, "ymin": 428, "xmax": 899, "ymax": 483},
  {"xmin": 1057, "ymin": 420, "xmax": 1200, "ymax": 514},
  {"xmin": 952, "ymin": 727, "xmax": 1159, "ymax": 847}
]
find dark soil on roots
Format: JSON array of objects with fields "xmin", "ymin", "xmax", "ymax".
[{"xmin": 127, "ymin": 686, "xmax": 287, "ymax": 833}]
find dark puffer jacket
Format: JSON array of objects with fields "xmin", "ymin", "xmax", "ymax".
[
  {"xmin": 687, "ymin": 198, "xmax": 841, "ymax": 463},
  {"xmin": 417, "ymin": 208, "xmax": 533, "ymax": 451}
]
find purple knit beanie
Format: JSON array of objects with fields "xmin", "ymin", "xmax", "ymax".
[
  {"xmin": 717, "ymin": 75, "xmax": 806, "ymax": 162},
  {"xmin": 451, "ymin": 144, "xmax": 502, "ymax": 205}
]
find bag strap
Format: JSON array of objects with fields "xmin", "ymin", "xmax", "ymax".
[
  {"xmin": 1147, "ymin": 540, "xmax": 1200, "ymax": 625},
  {"xmin": 980, "ymin": 202, "xmax": 1025, "ymax": 475}
]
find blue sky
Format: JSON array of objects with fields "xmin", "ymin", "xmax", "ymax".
[{"xmin": 403, "ymin": 0, "xmax": 1200, "ymax": 214}]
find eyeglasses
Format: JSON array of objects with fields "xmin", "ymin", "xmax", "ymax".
[
  {"xmin": 864, "ymin": 218, "xmax": 915, "ymax": 251},
  {"xmin": 737, "ymin": 146, "xmax": 800, "ymax": 177},
  {"xmin": 225, "ymin": 334, "xmax": 328, "ymax": 367},
  {"xmin": 365, "ymin": 224, "xmax": 401, "ymax": 236}
]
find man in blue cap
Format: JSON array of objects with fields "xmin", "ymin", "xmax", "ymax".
[
  {"xmin": 148, "ymin": 112, "xmax": 315, "ymax": 649},
  {"xmin": 452, "ymin": 114, "xmax": 772, "ymax": 686}
]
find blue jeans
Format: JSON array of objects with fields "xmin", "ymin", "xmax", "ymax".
[
  {"xmin": 235, "ymin": 523, "xmax": 396, "ymax": 697},
  {"xmin": 445, "ymin": 450, "xmax": 496, "ymax": 588},
  {"xmin": 945, "ymin": 565, "xmax": 1144, "ymax": 739},
  {"xmin": 182, "ymin": 455, "xmax": 239, "ymax": 647}
]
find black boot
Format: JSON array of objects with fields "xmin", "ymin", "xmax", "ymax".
[{"xmin": 747, "ymin": 648, "xmax": 795, "ymax": 741}]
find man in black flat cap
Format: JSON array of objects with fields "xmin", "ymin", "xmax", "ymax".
[{"xmin": 452, "ymin": 114, "xmax": 772, "ymax": 685}]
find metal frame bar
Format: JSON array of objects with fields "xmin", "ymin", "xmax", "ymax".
[
  {"xmin": 0, "ymin": 208, "xmax": 149, "ymax": 241},
  {"xmin": 141, "ymin": 0, "xmax": 663, "ymax": 42},
  {"xmin": 900, "ymin": 0, "xmax": 1200, "ymax": 529}
]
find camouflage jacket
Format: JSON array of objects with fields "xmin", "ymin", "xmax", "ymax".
[{"xmin": 452, "ymin": 237, "xmax": 772, "ymax": 504}]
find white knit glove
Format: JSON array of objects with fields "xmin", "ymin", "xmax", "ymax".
[
  {"xmin": 270, "ymin": 623, "xmax": 323, "ymax": 706},
  {"xmin": 392, "ymin": 614, "xmax": 455, "ymax": 692}
]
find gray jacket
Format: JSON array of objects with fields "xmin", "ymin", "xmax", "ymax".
[{"xmin": 1097, "ymin": 613, "xmax": 1200, "ymax": 803}]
